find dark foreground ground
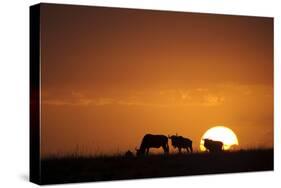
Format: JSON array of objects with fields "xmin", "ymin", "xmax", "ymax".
[{"xmin": 40, "ymin": 149, "xmax": 273, "ymax": 185}]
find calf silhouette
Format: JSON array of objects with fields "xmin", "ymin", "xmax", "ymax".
[
  {"xmin": 136, "ymin": 134, "xmax": 169, "ymax": 156},
  {"xmin": 124, "ymin": 150, "xmax": 134, "ymax": 158},
  {"xmin": 203, "ymin": 139, "xmax": 223, "ymax": 152},
  {"xmin": 168, "ymin": 135, "xmax": 193, "ymax": 153}
]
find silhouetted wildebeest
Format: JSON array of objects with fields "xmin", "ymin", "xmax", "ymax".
[
  {"xmin": 124, "ymin": 150, "xmax": 134, "ymax": 158},
  {"xmin": 136, "ymin": 134, "xmax": 169, "ymax": 156},
  {"xmin": 203, "ymin": 139, "xmax": 223, "ymax": 152},
  {"xmin": 168, "ymin": 135, "xmax": 193, "ymax": 153}
]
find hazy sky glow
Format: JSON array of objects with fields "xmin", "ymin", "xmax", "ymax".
[{"xmin": 40, "ymin": 4, "xmax": 273, "ymax": 157}]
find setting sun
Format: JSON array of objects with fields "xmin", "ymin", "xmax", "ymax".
[{"xmin": 200, "ymin": 126, "xmax": 239, "ymax": 151}]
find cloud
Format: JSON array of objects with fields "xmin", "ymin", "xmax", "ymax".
[
  {"xmin": 42, "ymin": 99, "xmax": 94, "ymax": 106},
  {"xmin": 42, "ymin": 98, "xmax": 115, "ymax": 106},
  {"xmin": 178, "ymin": 89, "xmax": 191, "ymax": 100},
  {"xmin": 42, "ymin": 89, "xmax": 117, "ymax": 106},
  {"xmin": 93, "ymin": 98, "xmax": 114, "ymax": 106},
  {"xmin": 42, "ymin": 99, "xmax": 72, "ymax": 106},
  {"xmin": 42, "ymin": 89, "xmax": 224, "ymax": 107},
  {"xmin": 203, "ymin": 95, "xmax": 225, "ymax": 106},
  {"xmin": 42, "ymin": 83, "xmax": 271, "ymax": 108}
]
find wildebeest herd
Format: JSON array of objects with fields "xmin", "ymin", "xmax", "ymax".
[{"xmin": 133, "ymin": 134, "xmax": 224, "ymax": 156}]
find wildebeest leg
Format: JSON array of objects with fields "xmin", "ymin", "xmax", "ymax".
[
  {"xmin": 146, "ymin": 148, "xmax": 149, "ymax": 155},
  {"xmin": 165, "ymin": 143, "xmax": 169, "ymax": 154},
  {"xmin": 162, "ymin": 145, "xmax": 165, "ymax": 154},
  {"xmin": 178, "ymin": 147, "xmax": 182, "ymax": 153}
]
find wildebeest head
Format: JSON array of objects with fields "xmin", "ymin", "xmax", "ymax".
[
  {"xmin": 168, "ymin": 135, "xmax": 178, "ymax": 148},
  {"xmin": 135, "ymin": 147, "xmax": 144, "ymax": 156}
]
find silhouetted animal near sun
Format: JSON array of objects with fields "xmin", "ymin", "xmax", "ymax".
[
  {"xmin": 168, "ymin": 135, "xmax": 193, "ymax": 153},
  {"xmin": 136, "ymin": 134, "xmax": 169, "ymax": 156},
  {"xmin": 124, "ymin": 150, "xmax": 134, "ymax": 158},
  {"xmin": 203, "ymin": 139, "xmax": 223, "ymax": 152}
]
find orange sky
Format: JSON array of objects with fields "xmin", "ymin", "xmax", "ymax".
[{"xmin": 40, "ymin": 4, "xmax": 273, "ymax": 157}]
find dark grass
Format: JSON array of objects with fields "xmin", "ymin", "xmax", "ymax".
[{"xmin": 40, "ymin": 149, "xmax": 273, "ymax": 185}]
